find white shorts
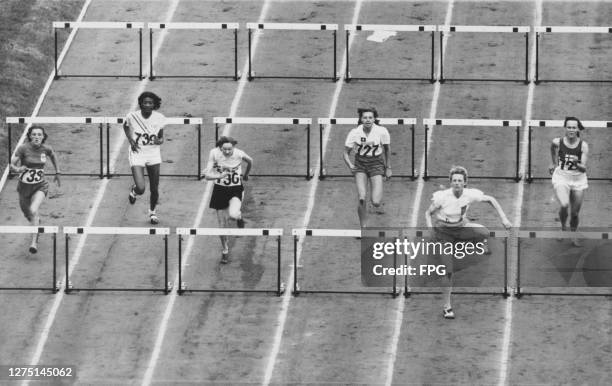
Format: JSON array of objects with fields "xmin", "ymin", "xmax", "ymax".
[
  {"xmin": 552, "ymin": 169, "xmax": 588, "ymax": 191},
  {"xmin": 129, "ymin": 147, "xmax": 161, "ymax": 167}
]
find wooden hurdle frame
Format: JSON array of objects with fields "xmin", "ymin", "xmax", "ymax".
[
  {"xmin": 534, "ymin": 26, "xmax": 612, "ymax": 83},
  {"xmin": 516, "ymin": 230, "xmax": 612, "ymax": 297},
  {"xmin": 53, "ymin": 21, "xmax": 144, "ymax": 79},
  {"xmin": 317, "ymin": 117, "xmax": 417, "ymax": 179},
  {"xmin": 422, "ymin": 118, "xmax": 522, "ymax": 181},
  {"xmin": 438, "ymin": 25, "xmax": 530, "ymax": 84},
  {"xmin": 176, "ymin": 227, "xmax": 284, "ymax": 296},
  {"xmin": 147, "ymin": 22, "xmax": 240, "ymax": 80},
  {"xmin": 63, "ymin": 226, "xmax": 171, "ymax": 294},
  {"xmin": 246, "ymin": 22, "xmax": 339, "ymax": 81},
  {"xmin": 0, "ymin": 226, "xmax": 59, "ymax": 293},
  {"xmin": 213, "ymin": 117, "xmax": 313, "ymax": 179},
  {"xmin": 292, "ymin": 228, "xmax": 400, "ymax": 297},
  {"xmin": 343, "ymin": 24, "xmax": 436, "ymax": 82},
  {"xmin": 526, "ymin": 119, "xmax": 612, "ymax": 182}
]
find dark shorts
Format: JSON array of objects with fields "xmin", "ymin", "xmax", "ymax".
[
  {"xmin": 209, "ymin": 184, "xmax": 244, "ymax": 210},
  {"xmin": 353, "ymin": 154, "xmax": 385, "ymax": 177},
  {"xmin": 17, "ymin": 180, "xmax": 49, "ymax": 201}
]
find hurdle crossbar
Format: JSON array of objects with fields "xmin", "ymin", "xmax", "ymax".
[
  {"xmin": 422, "ymin": 118, "xmax": 522, "ymax": 181},
  {"xmin": 516, "ymin": 230, "xmax": 612, "ymax": 297},
  {"xmin": 63, "ymin": 226, "xmax": 170, "ymax": 293},
  {"xmin": 176, "ymin": 227, "xmax": 284, "ymax": 296},
  {"xmin": 147, "ymin": 22, "xmax": 240, "ymax": 80},
  {"xmin": 317, "ymin": 118, "xmax": 417, "ymax": 179},
  {"xmin": 526, "ymin": 119, "xmax": 612, "ymax": 182},
  {"xmin": 534, "ymin": 26, "xmax": 612, "ymax": 83},
  {"xmin": 292, "ymin": 228, "xmax": 399, "ymax": 296},
  {"xmin": 213, "ymin": 117, "xmax": 313, "ymax": 179},
  {"xmin": 6, "ymin": 117, "xmax": 107, "ymax": 178},
  {"xmin": 0, "ymin": 226, "xmax": 59, "ymax": 292},
  {"xmin": 104, "ymin": 116, "xmax": 203, "ymax": 179},
  {"xmin": 53, "ymin": 21, "xmax": 144, "ymax": 79},
  {"xmin": 438, "ymin": 25, "xmax": 530, "ymax": 83},
  {"xmin": 344, "ymin": 24, "xmax": 436, "ymax": 82},
  {"xmin": 246, "ymin": 22, "xmax": 339, "ymax": 81},
  {"xmin": 401, "ymin": 229, "xmax": 510, "ymax": 297}
]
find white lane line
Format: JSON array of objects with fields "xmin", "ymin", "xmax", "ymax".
[
  {"xmin": 24, "ymin": 1, "xmax": 181, "ymax": 383},
  {"xmin": 498, "ymin": 1, "xmax": 542, "ymax": 385},
  {"xmin": 261, "ymin": 1, "xmax": 364, "ymax": 385},
  {"xmin": 140, "ymin": 1, "xmax": 274, "ymax": 384},
  {"xmin": 0, "ymin": 0, "xmax": 93, "ymax": 192},
  {"xmin": 385, "ymin": 1, "xmax": 455, "ymax": 385}
]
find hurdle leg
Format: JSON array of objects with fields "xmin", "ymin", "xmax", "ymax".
[
  {"xmin": 439, "ymin": 32, "xmax": 445, "ymax": 83},
  {"xmin": 197, "ymin": 124, "xmax": 202, "ymax": 180},
  {"xmin": 503, "ymin": 236, "xmax": 509, "ymax": 298},
  {"xmin": 423, "ymin": 125, "xmax": 429, "ymax": 180},
  {"xmin": 515, "ymin": 125, "xmax": 520, "ymax": 182},
  {"xmin": 54, "ymin": 29, "xmax": 60, "ymax": 79},
  {"xmin": 178, "ymin": 235, "xmax": 183, "ymax": 295},
  {"xmin": 430, "ymin": 31, "xmax": 435, "ymax": 83},
  {"xmin": 515, "ymin": 238, "xmax": 522, "ymax": 298},
  {"xmin": 332, "ymin": 30, "xmax": 338, "ymax": 82},
  {"xmin": 106, "ymin": 123, "xmax": 111, "ymax": 178},
  {"xmin": 345, "ymin": 30, "xmax": 350, "ymax": 82},
  {"xmin": 8, "ymin": 123, "xmax": 12, "ymax": 168},
  {"xmin": 234, "ymin": 28, "xmax": 239, "ymax": 80},
  {"xmin": 293, "ymin": 235, "xmax": 299, "ymax": 296},
  {"xmin": 411, "ymin": 124, "xmax": 416, "ymax": 180},
  {"xmin": 99, "ymin": 123, "xmax": 104, "ymax": 179},
  {"xmin": 527, "ymin": 126, "xmax": 533, "ymax": 182},
  {"xmin": 319, "ymin": 124, "xmax": 325, "ymax": 179},
  {"xmin": 524, "ymin": 32, "xmax": 529, "ymax": 84},
  {"xmin": 535, "ymin": 33, "xmax": 540, "ymax": 84},
  {"xmin": 53, "ymin": 233, "xmax": 58, "ymax": 293},
  {"xmin": 248, "ymin": 28, "xmax": 253, "ymax": 80},
  {"xmin": 306, "ymin": 124, "xmax": 312, "ymax": 180},
  {"xmin": 139, "ymin": 28, "xmax": 143, "ymax": 80},
  {"xmin": 149, "ymin": 29, "xmax": 154, "ymax": 80},
  {"xmin": 65, "ymin": 234, "xmax": 71, "ymax": 294},
  {"xmin": 164, "ymin": 235, "xmax": 169, "ymax": 294},
  {"xmin": 277, "ymin": 236, "xmax": 282, "ymax": 296}
]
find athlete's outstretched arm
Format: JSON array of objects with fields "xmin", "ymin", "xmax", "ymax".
[
  {"xmin": 241, "ymin": 153, "xmax": 253, "ymax": 181},
  {"xmin": 482, "ymin": 194, "xmax": 512, "ymax": 229}
]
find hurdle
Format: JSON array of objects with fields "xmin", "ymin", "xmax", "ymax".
[
  {"xmin": 292, "ymin": 228, "xmax": 399, "ymax": 297},
  {"xmin": 63, "ymin": 226, "xmax": 171, "ymax": 293},
  {"xmin": 516, "ymin": 230, "xmax": 612, "ymax": 297},
  {"xmin": 176, "ymin": 227, "xmax": 284, "ymax": 296},
  {"xmin": 343, "ymin": 24, "xmax": 436, "ymax": 82},
  {"xmin": 0, "ymin": 226, "xmax": 59, "ymax": 292},
  {"xmin": 147, "ymin": 22, "xmax": 240, "ymax": 80},
  {"xmin": 438, "ymin": 25, "xmax": 530, "ymax": 83},
  {"xmin": 246, "ymin": 22, "xmax": 339, "ymax": 81},
  {"xmin": 401, "ymin": 229, "xmax": 510, "ymax": 297},
  {"xmin": 213, "ymin": 117, "xmax": 313, "ymax": 179},
  {"xmin": 53, "ymin": 21, "xmax": 144, "ymax": 79},
  {"xmin": 104, "ymin": 116, "xmax": 203, "ymax": 179},
  {"xmin": 422, "ymin": 118, "xmax": 522, "ymax": 181},
  {"xmin": 317, "ymin": 117, "xmax": 417, "ymax": 179},
  {"xmin": 527, "ymin": 119, "xmax": 612, "ymax": 182},
  {"xmin": 534, "ymin": 26, "xmax": 612, "ymax": 83},
  {"xmin": 6, "ymin": 117, "xmax": 106, "ymax": 178}
]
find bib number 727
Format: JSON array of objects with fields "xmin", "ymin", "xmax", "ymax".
[{"xmin": 356, "ymin": 144, "xmax": 379, "ymax": 157}]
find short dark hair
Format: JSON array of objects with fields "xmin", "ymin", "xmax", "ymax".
[
  {"xmin": 216, "ymin": 136, "xmax": 238, "ymax": 148},
  {"xmin": 449, "ymin": 165, "xmax": 468, "ymax": 184},
  {"xmin": 138, "ymin": 91, "xmax": 162, "ymax": 110},
  {"xmin": 27, "ymin": 126, "xmax": 48, "ymax": 144},
  {"xmin": 357, "ymin": 107, "xmax": 380, "ymax": 125},
  {"xmin": 564, "ymin": 116, "xmax": 584, "ymax": 131}
]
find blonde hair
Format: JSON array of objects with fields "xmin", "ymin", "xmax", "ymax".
[{"xmin": 449, "ymin": 165, "xmax": 468, "ymax": 184}]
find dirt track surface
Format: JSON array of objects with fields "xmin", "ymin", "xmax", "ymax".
[{"xmin": 0, "ymin": 0, "xmax": 611, "ymax": 384}]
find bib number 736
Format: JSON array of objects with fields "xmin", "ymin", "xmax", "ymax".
[{"xmin": 217, "ymin": 172, "xmax": 240, "ymax": 186}]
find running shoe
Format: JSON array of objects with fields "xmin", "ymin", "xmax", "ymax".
[
  {"xmin": 149, "ymin": 210, "xmax": 159, "ymax": 225},
  {"xmin": 129, "ymin": 185, "xmax": 137, "ymax": 204},
  {"xmin": 237, "ymin": 218, "xmax": 245, "ymax": 228},
  {"xmin": 220, "ymin": 251, "xmax": 230, "ymax": 264},
  {"xmin": 29, "ymin": 244, "xmax": 38, "ymax": 254},
  {"xmin": 443, "ymin": 307, "xmax": 455, "ymax": 319}
]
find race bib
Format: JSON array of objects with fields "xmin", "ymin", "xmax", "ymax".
[
  {"xmin": 20, "ymin": 168, "xmax": 44, "ymax": 184},
  {"xmin": 214, "ymin": 166, "xmax": 241, "ymax": 187}
]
